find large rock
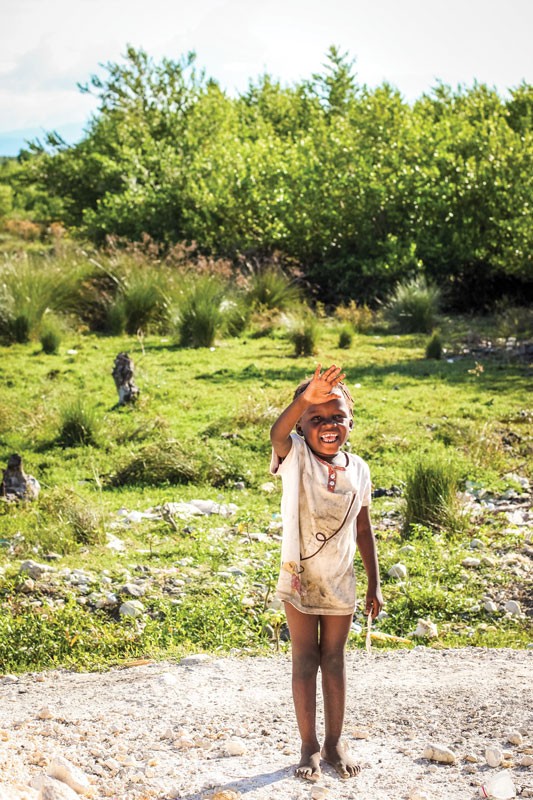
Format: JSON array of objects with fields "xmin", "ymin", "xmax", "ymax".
[
  {"xmin": 0, "ymin": 454, "xmax": 40, "ymax": 501},
  {"xmin": 47, "ymin": 755, "xmax": 92, "ymax": 795},
  {"xmin": 422, "ymin": 743, "xmax": 457, "ymax": 764}
]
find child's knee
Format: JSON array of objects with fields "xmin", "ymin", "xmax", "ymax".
[
  {"xmin": 292, "ymin": 648, "xmax": 320, "ymax": 679},
  {"xmin": 320, "ymin": 649, "xmax": 345, "ymax": 675}
]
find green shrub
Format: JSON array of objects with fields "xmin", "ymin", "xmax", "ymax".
[
  {"xmin": 42, "ymin": 489, "xmax": 105, "ymax": 546},
  {"xmin": 0, "ymin": 256, "xmax": 84, "ymax": 342},
  {"xmin": 121, "ymin": 271, "xmax": 169, "ymax": 335},
  {"xmin": 386, "ymin": 276, "xmax": 441, "ymax": 333},
  {"xmin": 425, "ymin": 330, "xmax": 442, "ymax": 359},
  {"xmin": 40, "ymin": 318, "xmax": 62, "ymax": 354},
  {"xmin": 110, "ymin": 440, "xmax": 198, "ymax": 486},
  {"xmin": 287, "ymin": 311, "xmax": 320, "ymax": 356},
  {"xmin": 220, "ymin": 295, "xmax": 251, "ymax": 337},
  {"xmin": 103, "ymin": 300, "xmax": 127, "ymax": 335},
  {"xmin": 338, "ymin": 326, "xmax": 353, "ymax": 349},
  {"xmin": 334, "ymin": 300, "xmax": 374, "ymax": 332},
  {"xmin": 246, "ymin": 267, "xmax": 300, "ymax": 311},
  {"xmin": 402, "ymin": 451, "xmax": 466, "ymax": 537},
  {"xmin": 58, "ymin": 399, "xmax": 100, "ymax": 447},
  {"xmin": 176, "ymin": 278, "xmax": 225, "ymax": 348}
]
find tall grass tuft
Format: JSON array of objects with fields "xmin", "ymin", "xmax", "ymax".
[
  {"xmin": 176, "ymin": 278, "xmax": 225, "ymax": 348},
  {"xmin": 58, "ymin": 400, "xmax": 101, "ymax": 447},
  {"xmin": 402, "ymin": 451, "xmax": 466, "ymax": 538},
  {"xmin": 386, "ymin": 276, "xmax": 441, "ymax": 333},
  {"xmin": 0, "ymin": 255, "xmax": 85, "ymax": 342},
  {"xmin": 425, "ymin": 330, "xmax": 443, "ymax": 359},
  {"xmin": 338, "ymin": 326, "xmax": 353, "ymax": 349},
  {"xmin": 286, "ymin": 310, "xmax": 321, "ymax": 356},
  {"xmin": 40, "ymin": 317, "xmax": 63, "ymax": 354},
  {"xmin": 334, "ymin": 300, "xmax": 374, "ymax": 332},
  {"xmin": 246, "ymin": 267, "xmax": 300, "ymax": 311}
]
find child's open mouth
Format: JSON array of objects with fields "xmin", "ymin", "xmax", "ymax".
[{"xmin": 320, "ymin": 433, "xmax": 338, "ymax": 443}]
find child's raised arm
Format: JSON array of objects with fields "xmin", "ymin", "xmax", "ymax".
[{"xmin": 270, "ymin": 364, "xmax": 345, "ymax": 458}]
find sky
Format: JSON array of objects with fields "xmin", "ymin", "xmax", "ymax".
[{"xmin": 1, "ymin": 0, "xmax": 532, "ymax": 156}]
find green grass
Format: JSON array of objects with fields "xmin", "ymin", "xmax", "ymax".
[{"xmin": 0, "ymin": 317, "xmax": 531, "ymax": 672}]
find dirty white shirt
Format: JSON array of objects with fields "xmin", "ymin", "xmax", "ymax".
[{"xmin": 270, "ymin": 433, "xmax": 371, "ymax": 615}]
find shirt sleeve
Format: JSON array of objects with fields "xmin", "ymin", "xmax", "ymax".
[
  {"xmin": 270, "ymin": 432, "xmax": 302, "ymax": 476},
  {"xmin": 361, "ymin": 461, "xmax": 372, "ymax": 506}
]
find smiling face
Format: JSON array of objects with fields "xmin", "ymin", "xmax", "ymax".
[{"xmin": 296, "ymin": 391, "xmax": 353, "ymax": 462}]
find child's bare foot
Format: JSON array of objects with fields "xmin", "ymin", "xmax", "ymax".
[
  {"xmin": 321, "ymin": 740, "xmax": 361, "ymax": 779},
  {"xmin": 295, "ymin": 743, "xmax": 322, "ymax": 781}
]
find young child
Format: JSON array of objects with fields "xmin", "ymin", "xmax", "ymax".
[{"xmin": 270, "ymin": 363, "xmax": 382, "ymax": 782}]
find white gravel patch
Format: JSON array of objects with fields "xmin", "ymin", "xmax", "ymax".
[{"xmin": 0, "ymin": 648, "xmax": 532, "ymax": 799}]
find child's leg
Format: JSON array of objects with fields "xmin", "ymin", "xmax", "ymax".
[
  {"xmin": 319, "ymin": 613, "xmax": 361, "ymax": 778},
  {"xmin": 284, "ymin": 602, "xmax": 321, "ymax": 781}
]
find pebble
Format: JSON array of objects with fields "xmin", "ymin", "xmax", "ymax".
[
  {"xmin": 37, "ymin": 706, "xmax": 53, "ymax": 720},
  {"xmin": 423, "ymin": 744, "xmax": 457, "ymax": 764},
  {"xmin": 118, "ymin": 600, "xmax": 145, "ymax": 618},
  {"xmin": 485, "ymin": 745, "xmax": 504, "ymax": 767},
  {"xmin": 47, "ymin": 756, "xmax": 92, "ymax": 795},
  {"xmin": 19, "ymin": 560, "xmax": 55, "ymax": 580},
  {"xmin": 311, "ymin": 787, "xmax": 329, "ymax": 800},
  {"xmin": 352, "ymin": 728, "xmax": 370, "ymax": 739},
  {"xmin": 400, "ymin": 545, "xmax": 416, "ymax": 554},
  {"xmin": 465, "ymin": 754, "xmax": 479, "ymax": 763},
  {"xmin": 121, "ymin": 583, "xmax": 146, "ymax": 597},
  {"xmin": 388, "ymin": 563, "xmax": 407, "ymax": 579},
  {"xmin": 504, "ymin": 600, "xmax": 522, "ymax": 615},
  {"xmin": 484, "ymin": 601, "xmax": 498, "ymax": 613},
  {"xmin": 208, "ymin": 792, "xmax": 241, "ymax": 800},
  {"xmin": 224, "ymin": 738, "xmax": 247, "ymax": 757},
  {"xmin": 409, "ymin": 790, "xmax": 431, "ymax": 800},
  {"xmin": 34, "ymin": 777, "xmax": 80, "ymax": 800},
  {"xmin": 462, "ymin": 557, "xmax": 481, "ymax": 568},
  {"xmin": 519, "ymin": 755, "xmax": 533, "ymax": 767},
  {"xmin": 413, "ymin": 619, "xmax": 438, "ymax": 638}
]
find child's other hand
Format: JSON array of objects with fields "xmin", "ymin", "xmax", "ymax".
[
  {"xmin": 365, "ymin": 587, "xmax": 384, "ymax": 620},
  {"xmin": 302, "ymin": 364, "xmax": 346, "ymax": 405}
]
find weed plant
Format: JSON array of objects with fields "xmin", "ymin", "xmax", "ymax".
[
  {"xmin": 402, "ymin": 450, "xmax": 467, "ymax": 537},
  {"xmin": 176, "ymin": 277, "xmax": 225, "ymax": 347},
  {"xmin": 246, "ymin": 267, "xmax": 300, "ymax": 311},
  {"xmin": 286, "ymin": 310, "xmax": 320, "ymax": 356},
  {"xmin": 335, "ymin": 300, "xmax": 374, "ymax": 332},
  {"xmin": 40, "ymin": 318, "xmax": 63, "ymax": 354},
  {"xmin": 58, "ymin": 399, "xmax": 101, "ymax": 447},
  {"xmin": 387, "ymin": 276, "xmax": 441, "ymax": 333},
  {"xmin": 338, "ymin": 326, "xmax": 353, "ymax": 349},
  {"xmin": 425, "ymin": 330, "xmax": 442, "ymax": 359}
]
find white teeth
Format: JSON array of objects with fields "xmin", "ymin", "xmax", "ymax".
[{"xmin": 321, "ymin": 434, "xmax": 337, "ymax": 442}]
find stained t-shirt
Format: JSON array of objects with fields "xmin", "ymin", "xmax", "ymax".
[{"xmin": 270, "ymin": 433, "xmax": 371, "ymax": 615}]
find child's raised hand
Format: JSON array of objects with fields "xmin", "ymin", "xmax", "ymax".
[{"xmin": 302, "ymin": 364, "xmax": 346, "ymax": 405}]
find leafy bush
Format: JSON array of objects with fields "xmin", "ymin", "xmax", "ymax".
[
  {"xmin": 246, "ymin": 267, "xmax": 300, "ymax": 311},
  {"xmin": 425, "ymin": 330, "xmax": 442, "ymax": 359},
  {"xmin": 58, "ymin": 399, "xmax": 101, "ymax": 447},
  {"xmin": 286, "ymin": 310, "xmax": 320, "ymax": 356},
  {"xmin": 386, "ymin": 277, "xmax": 441, "ymax": 333},
  {"xmin": 402, "ymin": 450, "xmax": 466, "ymax": 537},
  {"xmin": 0, "ymin": 256, "xmax": 83, "ymax": 342},
  {"xmin": 110, "ymin": 440, "xmax": 198, "ymax": 486},
  {"xmin": 334, "ymin": 300, "xmax": 374, "ymax": 332},
  {"xmin": 40, "ymin": 318, "xmax": 62, "ymax": 354},
  {"xmin": 176, "ymin": 277, "xmax": 225, "ymax": 348},
  {"xmin": 338, "ymin": 326, "xmax": 353, "ymax": 349}
]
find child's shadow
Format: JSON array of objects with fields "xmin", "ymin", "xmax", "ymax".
[{"xmin": 176, "ymin": 766, "xmax": 294, "ymax": 799}]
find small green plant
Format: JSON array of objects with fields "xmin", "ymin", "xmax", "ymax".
[
  {"xmin": 386, "ymin": 276, "xmax": 441, "ymax": 333},
  {"xmin": 425, "ymin": 330, "xmax": 442, "ymax": 359},
  {"xmin": 110, "ymin": 440, "xmax": 198, "ymax": 486},
  {"xmin": 176, "ymin": 278, "xmax": 225, "ymax": 348},
  {"xmin": 58, "ymin": 399, "xmax": 100, "ymax": 447},
  {"xmin": 246, "ymin": 267, "xmax": 300, "ymax": 311},
  {"xmin": 287, "ymin": 310, "xmax": 320, "ymax": 356},
  {"xmin": 402, "ymin": 451, "xmax": 466, "ymax": 537},
  {"xmin": 338, "ymin": 326, "xmax": 353, "ymax": 349},
  {"xmin": 40, "ymin": 318, "xmax": 62, "ymax": 354},
  {"xmin": 335, "ymin": 300, "xmax": 374, "ymax": 332}
]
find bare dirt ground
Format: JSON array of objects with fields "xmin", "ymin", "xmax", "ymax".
[{"xmin": 1, "ymin": 648, "xmax": 532, "ymax": 800}]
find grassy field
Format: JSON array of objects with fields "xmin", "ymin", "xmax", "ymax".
[{"xmin": 0, "ymin": 319, "xmax": 531, "ymax": 672}]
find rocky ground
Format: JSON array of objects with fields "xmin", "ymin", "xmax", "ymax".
[{"xmin": 1, "ymin": 648, "xmax": 532, "ymax": 800}]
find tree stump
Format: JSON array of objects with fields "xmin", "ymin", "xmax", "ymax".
[
  {"xmin": 112, "ymin": 352, "xmax": 140, "ymax": 406},
  {"xmin": 0, "ymin": 454, "xmax": 40, "ymax": 501}
]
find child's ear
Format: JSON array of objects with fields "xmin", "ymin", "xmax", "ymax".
[
  {"xmin": 349, "ymin": 418, "xmax": 354, "ymax": 430},
  {"xmin": 296, "ymin": 423, "xmax": 303, "ymax": 436}
]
